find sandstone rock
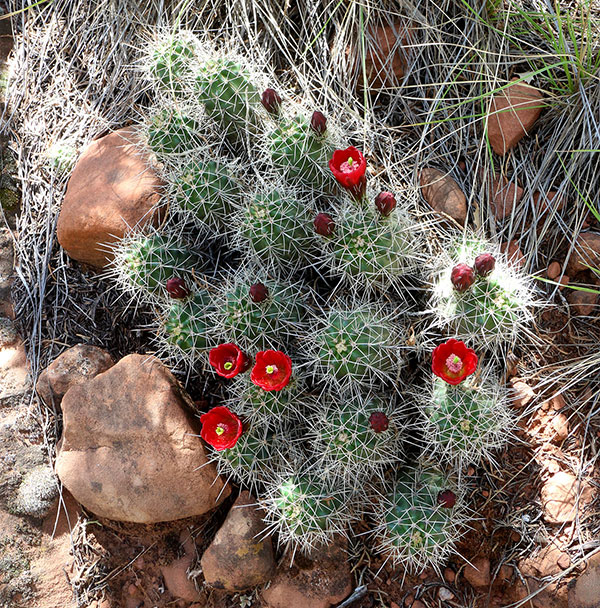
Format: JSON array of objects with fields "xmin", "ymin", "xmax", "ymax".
[
  {"xmin": 510, "ymin": 379, "xmax": 536, "ymax": 409},
  {"xmin": 36, "ymin": 344, "xmax": 115, "ymax": 407},
  {"xmin": 567, "ymin": 231, "xmax": 600, "ymax": 275},
  {"xmin": 0, "ymin": 337, "xmax": 29, "ymax": 403},
  {"xmin": 567, "ymin": 289, "xmax": 598, "ymax": 317},
  {"xmin": 160, "ymin": 530, "xmax": 202, "ymax": 602},
  {"xmin": 201, "ymin": 491, "xmax": 275, "ymax": 591},
  {"xmin": 359, "ymin": 22, "xmax": 412, "ymax": 89},
  {"xmin": 419, "ymin": 167, "xmax": 467, "ymax": 225},
  {"xmin": 55, "ymin": 353, "xmax": 230, "ymax": 523},
  {"xmin": 568, "ymin": 553, "xmax": 600, "ymax": 608},
  {"xmin": 464, "ymin": 556, "xmax": 491, "ymax": 590},
  {"xmin": 489, "ymin": 173, "xmax": 523, "ymax": 220},
  {"xmin": 541, "ymin": 472, "xmax": 594, "ymax": 524},
  {"xmin": 519, "ymin": 545, "xmax": 568, "ymax": 578},
  {"xmin": 500, "ymin": 239, "xmax": 526, "ymax": 268},
  {"xmin": 533, "ymin": 191, "xmax": 566, "ymax": 215},
  {"xmin": 487, "ymin": 79, "xmax": 544, "ymax": 155},
  {"xmin": 551, "ymin": 413, "xmax": 569, "ymax": 443},
  {"xmin": 56, "ymin": 127, "xmax": 164, "ymax": 268},
  {"xmin": 261, "ymin": 536, "xmax": 352, "ymax": 608},
  {"xmin": 444, "ymin": 567, "xmax": 455, "ymax": 583},
  {"xmin": 547, "ymin": 261, "xmax": 562, "ymax": 280}
]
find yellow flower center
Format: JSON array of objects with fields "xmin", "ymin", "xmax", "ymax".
[
  {"xmin": 224, "ymin": 361, "xmax": 233, "ymax": 370},
  {"xmin": 215, "ymin": 425, "xmax": 225, "ymax": 436},
  {"xmin": 266, "ymin": 365, "xmax": 278, "ymax": 374},
  {"xmin": 347, "ymin": 156, "xmax": 353, "ymax": 166}
]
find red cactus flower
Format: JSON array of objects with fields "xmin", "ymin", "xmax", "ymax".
[
  {"xmin": 166, "ymin": 277, "xmax": 190, "ymax": 299},
  {"xmin": 249, "ymin": 282, "xmax": 269, "ymax": 303},
  {"xmin": 209, "ymin": 343, "xmax": 250, "ymax": 379},
  {"xmin": 261, "ymin": 88, "xmax": 281, "ymax": 114},
  {"xmin": 432, "ymin": 339, "xmax": 478, "ymax": 385},
  {"xmin": 314, "ymin": 212, "xmax": 335, "ymax": 236},
  {"xmin": 474, "ymin": 253, "xmax": 496, "ymax": 277},
  {"xmin": 250, "ymin": 350, "xmax": 292, "ymax": 392},
  {"xmin": 375, "ymin": 191, "xmax": 397, "ymax": 217},
  {"xmin": 310, "ymin": 111, "xmax": 327, "ymax": 135},
  {"xmin": 329, "ymin": 146, "xmax": 367, "ymax": 200},
  {"xmin": 369, "ymin": 412, "xmax": 389, "ymax": 433},
  {"xmin": 437, "ymin": 489, "xmax": 456, "ymax": 508},
  {"xmin": 200, "ymin": 406, "xmax": 243, "ymax": 451},
  {"xmin": 450, "ymin": 263, "xmax": 475, "ymax": 292}
]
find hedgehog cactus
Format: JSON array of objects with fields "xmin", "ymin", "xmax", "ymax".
[
  {"xmin": 195, "ymin": 57, "xmax": 261, "ymax": 140},
  {"xmin": 373, "ymin": 466, "xmax": 468, "ymax": 572},
  {"xmin": 146, "ymin": 107, "xmax": 201, "ymax": 157},
  {"xmin": 270, "ymin": 115, "xmax": 335, "ymax": 191},
  {"xmin": 150, "ymin": 36, "xmax": 196, "ymax": 96}
]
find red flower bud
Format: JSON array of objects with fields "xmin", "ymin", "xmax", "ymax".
[
  {"xmin": 310, "ymin": 111, "xmax": 327, "ymax": 135},
  {"xmin": 375, "ymin": 191, "xmax": 397, "ymax": 217},
  {"xmin": 261, "ymin": 88, "xmax": 282, "ymax": 114},
  {"xmin": 314, "ymin": 213, "xmax": 335, "ymax": 236},
  {"xmin": 437, "ymin": 489, "xmax": 456, "ymax": 508},
  {"xmin": 450, "ymin": 263, "xmax": 475, "ymax": 292},
  {"xmin": 474, "ymin": 253, "xmax": 496, "ymax": 277},
  {"xmin": 249, "ymin": 282, "xmax": 269, "ymax": 303},
  {"xmin": 369, "ymin": 412, "xmax": 389, "ymax": 433},
  {"xmin": 166, "ymin": 277, "xmax": 190, "ymax": 298}
]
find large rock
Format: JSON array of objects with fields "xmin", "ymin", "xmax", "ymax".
[
  {"xmin": 487, "ymin": 79, "xmax": 544, "ymax": 155},
  {"xmin": 262, "ymin": 536, "xmax": 352, "ymax": 608},
  {"xmin": 419, "ymin": 167, "xmax": 467, "ymax": 225},
  {"xmin": 55, "ymin": 354, "xmax": 230, "ymax": 523},
  {"xmin": 541, "ymin": 472, "xmax": 594, "ymax": 524},
  {"xmin": 567, "ymin": 290, "xmax": 598, "ymax": 317},
  {"xmin": 567, "ymin": 231, "xmax": 600, "ymax": 275},
  {"xmin": 36, "ymin": 344, "xmax": 115, "ymax": 407},
  {"xmin": 202, "ymin": 491, "xmax": 274, "ymax": 591},
  {"xmin": 56, "ymin": 127, "xmax": 164, "ymax": 268}
]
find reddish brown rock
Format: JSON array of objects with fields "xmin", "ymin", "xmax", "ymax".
[
  {"xmin": 547, "ymin": 261, "xmax": 562, "ymax": 280},
  {"xmin": 519, "ymin": 545, "xmax": 569, "ymax": 578},
  {"xmin": 56, "ymin": 127, "xmax": 164, "ymax": 268},
  {"xmin": 533, "ymin": 191, "xmax": 566, "ymax": 215},
  {"xmin": 489, "ymin": 173, "xmax": 524, "ymax": 220},
  {"xmin": 567, "ymin": 231, "xmax": 600, "ymax": 275},
  {"xmin": 358, "ymin": 22, "xmax": 412, "ymax": 89},
  {"xmin": 201, "ymin": 491, "xmax": 275, "ymax": 591},
  {"xmin": 419, "ymin": 167, "xmax": 467, "ymax": 225},
  {"xmin": 55, "ymin": 354, "xmax": 230, "ymax": 523},
  {"xmin": 510, "ymin": 379, "xmax": 536, "ymax": 409},
  {"xmin": 551, "ymin": 413, "xmax": 569, "ymax": 443},
  {"xmin": 160, "ymin": 530, "xmax": 202, "ymax": 602},
  {"xmin": 464, "ymin": 556, "xmax": 491, "ymax": 590},
  {"xmin": 567, "ymin": 290, "xmax": 599, "ymax": 316},
  {"xmin": 541, "ymin": 472, "xmax": 594, "ymax": 524},
  {"xmin": 261, "ymin": 536, "xmax": 352, "ymax": 608},
  {"xmin": 568, "ymin": 552, "xmax": 600, "ymax": 608},
  {"xmin": 500, "ymin": 240, "xmax": 526, "ymax": 268},
  {"xmin": 487, "ymin": 79, "xmax": 545, "ymax": 155},
  {"xmin": 36, "ymin": 344, "xmax": 115, "ymax": 407}
]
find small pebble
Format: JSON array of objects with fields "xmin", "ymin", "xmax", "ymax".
[
  {"xmin": 404, "ymin": 594, "xmax": 415, "ymax": 607},
  {"xmin": 444, "ymin": 567, "xmax": 455, "ymax": 583},
  {"xmin": 438, "ymin": 587, "xmax": 455, "ymax": 601},
  {"xmin": 547, "ymin": 261, "xmax": 561, "ymax": 280},
  {"xmin": 557, "ymin": 553, "xmax": 571, "ymax": 570}
]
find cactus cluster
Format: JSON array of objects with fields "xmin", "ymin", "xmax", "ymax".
[{"xmin": 102, "ymin": 31, "xmax": 538, "ymax": 572}]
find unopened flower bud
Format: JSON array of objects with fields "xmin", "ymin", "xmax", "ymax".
[
  {"xmin": 166, "ymin": 277, "xmax": 190, "ymax": 299},
  {"xmin": 261, "ymin": 88, "xmax": 282, "ymax": 115},
  {"xmin": 369, "ymin": 412, "xmax": 389, "ymax": 433},
  {"xmin": 249, "ymin": 282, "xmax": 269, "ymax": 303},
  {"xmin": 310, "ymin": 111, "xmax": 327, "ymax": 135},
  {"xmin": 437, "ymin": 489, "xmax": 456, "ymax": 509},
  {"xmin": 450, "ymin": 263, "xmax": 475, "ymax": 292},
  {"xmin": 375, "ymin": 191, "xmax": 396, "ymax": 217},
  {"xmin": 474, "ymin": 253, "xmax": 496, "ymax": 277},
  {"xmin": 314, "ymin": 213, "xmax": 335, "ymax": 236}
]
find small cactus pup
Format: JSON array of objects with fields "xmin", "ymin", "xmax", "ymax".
[
  {"xmin": 157, "ymin": 290, "xmax": 216, "ymax": 366},
  {"xmin": 308, "ymin": 392, "xmax": 405, "ymax": 483},
  {"xmin": 320, "ymin": 201, "xmax": 422, "ymax": 295},
  {"xmin": 329, "ymin": 146, "xmax": 367, "ymax": 201},
  {"xmin": 430, "ymin": 238, "xmax": 535, "ymax": 349},
  {"xmin": 194, "ymin": 54, "xmax": 262, "ymax": 141},
  {"xmin": 171, "ymin": 158, "xmax": 240, "ymax": 234},
  {"xmin": 270, "ymin": 114, "xmax": 336, "ymax": 192},
  {"xmin": 308, "ymin": 300, "xmax": 404, "ymax": 391},
  {"xmin": 373, "ymin": 465, "xmax": 468, "ymax": 572},
  {"xmin": 145, "ymin": 106, "xmax": 202, "ymax": 159},
  {"xmin": 44, "ymin": 138, "xmax": 78, "ymax": 174},
  {"xmin": 262, "ymin": 468, "xmax": 353, "ymax": 553},
  {"xmin": 224, "ymin": 372, "xmax": 312, "ymax": 430},
  {"xmin": 211, "ymin": 269, "xmax": 307, "ymax": 352},
  {"xmin": 237, "ymin": 188, "xmax": 317, "ymax": 272},
  {"xmin": 148, "ymin": 34, "xmax": 196, "ymax": 97},
  {"xmin": 109, "ymin": 229, "xmax": 203, "ymax": 304}
]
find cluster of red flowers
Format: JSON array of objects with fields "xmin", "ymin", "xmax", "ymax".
[{"xmin": 201, "ymin": 344, "xmax": 293, "ymax": 450}]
